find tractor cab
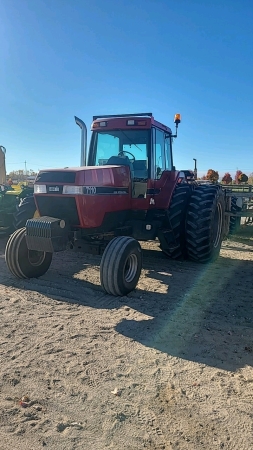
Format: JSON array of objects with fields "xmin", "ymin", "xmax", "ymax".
[{"xmin": 87, "ymin": 113, "xmax": 180, "ymax": 199}]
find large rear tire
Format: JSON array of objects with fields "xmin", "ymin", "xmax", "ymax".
[
  {"xmin": 186, "ymin": 185, "xmax": 225, "ymax": 263},
  {"xmin": 100, "ymin": 236, "xmax": 142, "ymax": 296},
  {"xmin": 13, "ymin": 195, "xmax": 38, "ymax": 230},
  {"xmin": 158, "ymin": 184, "xmax": 193, "ymax": 259},
  {"xmin": 5, "ymin": 227, "xmax": 52, "ymax": 279}
]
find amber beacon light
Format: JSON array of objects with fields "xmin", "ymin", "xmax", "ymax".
[{"xmin": 174, "ymin": 113, "xmax": 181, "ymax": 124}]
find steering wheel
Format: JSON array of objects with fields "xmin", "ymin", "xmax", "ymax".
[{"xmin": 118, "ymin": 150, "xmax": 135, "ymax": 163}]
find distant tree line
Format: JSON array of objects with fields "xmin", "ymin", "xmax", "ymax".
[
  {"xmin": 7, "ymin": 167, "xmax": 253, "ymax": 186},
  {"xmin": 7, "ymin": 169, "xmax": 37, "ymax": 181},
  {"xmin": 199, "ymin": 169, "xmax": 252, "ymax": 184}
]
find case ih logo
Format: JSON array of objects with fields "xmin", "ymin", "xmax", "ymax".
[{"xmin": 48, "ymin": 186, "xmax": 60, "ymax": 192}]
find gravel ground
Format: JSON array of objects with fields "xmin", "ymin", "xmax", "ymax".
[{"xmin": 0, "ymin": 228, "xmax": 253, "ymax": 450}]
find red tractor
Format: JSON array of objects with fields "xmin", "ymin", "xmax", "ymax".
[{"xmin": 5, "ymin": 113, "xmax": 226, "ymax": 296}]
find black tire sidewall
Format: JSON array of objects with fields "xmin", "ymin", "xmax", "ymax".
[
  {"xmin": 209, "ymin": 189, "xmax": 225, "ymax": 259},
  {"xmin": 100, "ymin": 236, "xmax": 142, "ymax": 296},
  {"xmin": 6, "ymin": 228, "xmax": 52, "ymax": 278},
  {"xmin": 186, "ymin": 186, "xmax": 225, "ymax": 262},
  {"xmin": 159, "ymin": 183, "xmax": 193, "ymax": 259},
  {"xmin": 114, "ymin": 239, "xmax": 142, "ymax": 295},
  {"xmin": 14, "ymin": 195, "xmax": 37, "ymax": 230}
]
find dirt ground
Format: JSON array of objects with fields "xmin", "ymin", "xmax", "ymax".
[{"xmin": 0, "ymin": 228, "xmax": 253, "ymax": 450}]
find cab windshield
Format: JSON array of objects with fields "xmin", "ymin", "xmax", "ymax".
[{"xmin": 90, "ymin": 129, "xmax": 150, "ymax": 180}]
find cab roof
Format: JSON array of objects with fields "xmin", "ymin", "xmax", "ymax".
[{"xmin": 91, "ymin": 113, "xmax": 172, "ymax": 134}]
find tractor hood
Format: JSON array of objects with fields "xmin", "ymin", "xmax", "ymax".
[
  {"xmin": 33, "ymin": 165, "xmax": 132, "ymax": 229},
  {"xmin": 35, "ymin": 165, "xmax": 131, "ymax": 190}
]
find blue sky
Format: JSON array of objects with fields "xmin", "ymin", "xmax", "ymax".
[{"xmin": 1, "ymin": 0, "xmax": 253, "ymax": 178}]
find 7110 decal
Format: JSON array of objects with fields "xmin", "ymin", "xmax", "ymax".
[
  {"xmin": 84, "ymin": 186, "xmax": 97, "ymax": 194},
  {"xmin": 83, "ymin": 186, "xmax": 129, "ymax": 195}
]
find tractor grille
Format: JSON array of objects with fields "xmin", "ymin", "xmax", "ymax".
[
  {"xmin": 36, "ymin": 196, "xmax": 80, "ymax": 226},
  {"xmin": 36, "ymin": 171, "xmax": 76, "ymax": 183}
]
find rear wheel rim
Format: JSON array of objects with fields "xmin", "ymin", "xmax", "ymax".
[
  {"xmin": 28, "ymin": 250, "xmax": 46, "ymax": 266},
  {"xmin": 213, "ymin": 203, "xmax": 222, "ymax": 248},
  {"xmin": 124, "ymin": 254, "xmax": 138, "ymax": 283}
]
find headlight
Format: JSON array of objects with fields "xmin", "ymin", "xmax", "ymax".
[
  {"xmin": 63, "ymin": 185, "xmax": 83, "ymax": 195},
  {"xmin": 34, "ymin": 184, "xmax": 47, "ymax": 193}
]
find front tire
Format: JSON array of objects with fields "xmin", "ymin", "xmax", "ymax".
[
  {"xmin": 186, "ymin": 185, "xmax": 225, "ymax": 263},
  {"xmin": 100, "ymin": 236, "xmax": 142, "ymax": 296},
  {"xmin": 5, "ymin": 227, "xmax": 52, "ymax": 279}
]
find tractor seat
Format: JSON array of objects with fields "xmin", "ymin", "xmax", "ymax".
[
  {"xmin": 105, "ymin": 156, "xmax": 134, "ymax": 175},
  {"xmin": 133, "ymin": 160, "xmax": 148, "ymax": 179},
  {"xmin": 105, "ymin": 155, "xmax": 131, "ymax": 166}
]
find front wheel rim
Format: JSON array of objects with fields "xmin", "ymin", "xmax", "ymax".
[
  {"xmin": 28, "ymin": 250, "xmax": 46, "ymax": 266},
  {"xmin": 124, "ymin": 254, "xmax": 138, "ymax": 283}
]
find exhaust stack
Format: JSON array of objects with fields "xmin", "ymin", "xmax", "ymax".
[
  {"xmin": 0, "ymin": 146, "xmax": 7, "ymax": 185},
  {"xmin": 74, "ymin": 116, "xmax": 87, "ymax": 166}
]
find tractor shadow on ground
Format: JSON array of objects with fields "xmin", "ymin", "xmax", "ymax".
[
  {"xmin": 116, "ymin": 254, "xmax": 253, "ymax": 372},
  {"xmin": 0, "ymin": 237, "xmax": 253, "ymax": 372}
]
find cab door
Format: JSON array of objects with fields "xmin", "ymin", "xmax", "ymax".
[{"xmin": 152, "ymin": 127, "xmax": 166, "ymax": 180}]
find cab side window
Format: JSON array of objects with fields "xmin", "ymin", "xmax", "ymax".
[
  {"xmin": 153, "ymin": 128, "xmax": 165, "ymax": 179},
  {"xmin": 165, "ymin": 135, "xmax": 173, "ymax": 170}
]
